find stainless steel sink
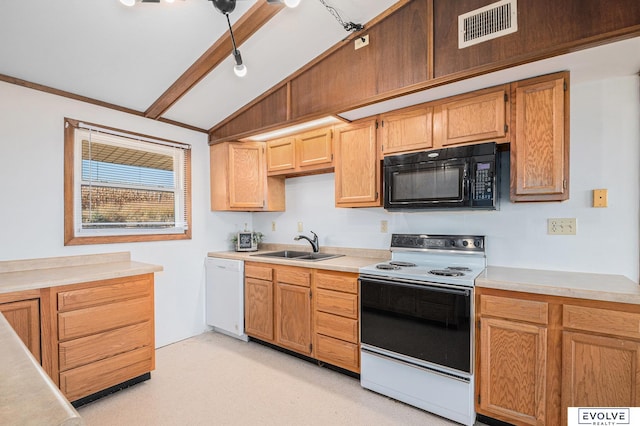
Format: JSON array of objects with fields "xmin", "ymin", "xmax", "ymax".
[{"xmin": 251, "ymin": 251, "xmax": 344, "ymax": 262}]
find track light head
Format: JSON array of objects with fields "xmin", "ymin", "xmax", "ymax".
[{"xmin": 210, "ymin": 0, "xmax": 236, "ymax": 15}]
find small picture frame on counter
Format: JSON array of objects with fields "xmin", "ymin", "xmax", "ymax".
[{"xmin": 236, "ymin": 232, "xmax": 257, "ymax": 252}]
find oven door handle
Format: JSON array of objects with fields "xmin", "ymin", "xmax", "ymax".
[{"xmin": 359, "ymin": 276, "xmax": 470, "ymax": 297}]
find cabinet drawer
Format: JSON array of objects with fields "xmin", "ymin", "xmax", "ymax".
[
  {"xmin": 59, "ymin": 321, "xmax": 152, "ymax": 371},
  {"xmin": 563, "ymin": 304, "xmax": 640, "ymax": 339},
  {"xmin": 59, "ymin": 345, "xmax": 153, "ymax": 402},
  {"xmin": 58, "ymin": 296, "xmax": 152, "ymax": 341},
  {"xmin": 315, "ymin": 334, "xmax": 359, "ymax": 373},
  {"xmin": 276, "ymin": 267, "xmax": 311, "ymax": 287},
  {"xmin": 245, "ymin": 263, "xmax": 273, "ymax": 281},
  {"xmin": 480, "ymin": 294, "xmax": 548, "ymax": 324},
  {"xmin": 315, "ymin": 311, "xmax": 358, "ymax": 343},
  {"xmin": 316, "ymin": 289, "xmax": 358, "ymax": 319},
  {"xmin": 315, "ymin": 271, "xmax": 357, "ymax": 294},
  {"xmin": 58, "ymin": 276, "xmax": 151, "ymax": 312}
]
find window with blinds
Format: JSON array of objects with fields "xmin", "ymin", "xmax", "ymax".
[{"xmin": 64, "ymin": 118, "xmax": 191, "ymax": 245}]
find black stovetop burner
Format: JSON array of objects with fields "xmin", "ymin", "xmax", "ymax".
[
  {"xmin": 429, "ymin": 269, "xmax": 465, "ymax": 277},
  {"xmin": 376, "ymin": 264, "xmax": 400, "ymax": 270}
]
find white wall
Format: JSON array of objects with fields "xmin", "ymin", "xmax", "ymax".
[
  {"xmin": 1, "ymin": 73, "xmax": 637, "ymax": 350},
  {"xmin": 0, "ymin": 81, "xmax": 251, "ymax": 347},
  {"xmin": 253, "ymin": 75, "xmax": 640, "ymax": 282}
]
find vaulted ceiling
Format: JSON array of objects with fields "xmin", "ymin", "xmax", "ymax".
[{"xmin": 0, "ymin": 0, "xmax": 399, "ymax": 133}]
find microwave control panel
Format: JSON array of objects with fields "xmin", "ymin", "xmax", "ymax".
[{"xmin": 472, "ymin": 160, "xmax": 495, "ymax": 203}]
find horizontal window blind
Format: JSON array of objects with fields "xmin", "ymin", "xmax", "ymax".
[{"xmin": 75, "ymin": 126, "xmax": 189, "ymax": 236}]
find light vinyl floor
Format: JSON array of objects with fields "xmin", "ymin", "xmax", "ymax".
[{"xmin": 78, "ymin": 331, "xmax": 467, "ymax": 425}]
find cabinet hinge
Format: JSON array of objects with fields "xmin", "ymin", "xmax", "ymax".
[
  {"xmin": 563, "ymin": 179, "xmax": 567, "ymax": 189},
  {"xmin": 381, "ymin": 144, "xmax": 384, "ymax": 152},
  {"xmin": 309, "ymin": 290, "xmax": 312, "ymax": 299},
  {"xmin": 375, "ymin": 192, "xmax": 379, "ymax": 200},
  {"xmin": 478, "ymin": 319, "xmax": 481, "ymax": 330},
  {"xmin": 504, "ymin": 93, "xmax": 508, "ymax": 102},
  {"xmin": 375, "ymin": 120, "xmax": 379, "ymax": 129},
  {"xmin": 564, "ymin": 81, "xmax": 567, "ymax": 91},
  {"xmin": 310, "ymin": 343, "xmax": 313, "ymax": 352},
  {"xmin": 504, "ymin": 124, "xmax": 508, "ymax": 133},
  {"xmin": 478, "ymin": 394, "xmax": 481, "ymax": 404}
]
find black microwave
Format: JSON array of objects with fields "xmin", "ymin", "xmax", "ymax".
[{"xmin": 383, "ymin": 142, "xmax": 499, "ymax": 211}]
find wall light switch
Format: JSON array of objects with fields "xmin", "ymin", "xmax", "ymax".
[
  {"xmin": 593, "ymin": 189, "xmax": 608, "ymax": 208},
  {"xmin": 271, "ymin": 221, "xmax": 276, "ymax": 232},
  {"xmin": 380, "ymin": 220, "xmax": 388, "ymax": 233},
  {"xmin": 297, "ymin": 222, "xmax": 303, "ymax": 232}
]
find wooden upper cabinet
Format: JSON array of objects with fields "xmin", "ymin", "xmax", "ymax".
[
  {"xmin": 210, "ymin": 141, "xmax": 285, "ymax": 211},
  {"xmin": 334, "ymin": 119, "xmax": 380, "ymax": 208},
  {"xmin": 296, "ymin": 127, "xmax": 333, "ymax": 171},
  {"xmin": 434, "ymin": 86, "xmax": 510, "ymax": 147},
  {"xmin": 379, "ymin": 106, "xmax": 433, "ymax": 156},
  {"xmin": 266, "ymin": 127, "xmax": 333, "ymax": 177},
  {"xmin": 266, "ymin": 136, "xmax": 296, "ymax": 174},
  {"xmin": 510, "ymin": 72, "xmax": 569, "ymax": 202}
]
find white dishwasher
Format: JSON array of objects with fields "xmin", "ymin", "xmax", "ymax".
[{"xmin": 205, "ymin": 257, "xmax": 248, "ymax": 341}]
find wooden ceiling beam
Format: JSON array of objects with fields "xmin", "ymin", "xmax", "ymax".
[{"xmin": 144, "ymin": 1, "xmax": 285, "ymax": 120}]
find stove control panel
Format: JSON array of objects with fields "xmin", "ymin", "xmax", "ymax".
[{"xmin": 391, "ymin": 234, "xmax": 485, "ymax": 253}]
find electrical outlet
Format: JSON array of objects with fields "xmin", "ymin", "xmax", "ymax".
[
  {"xmin": 380, "ymin": 220, "xmax": 388, "ymax": 233},
  {"xmin": 355, "ymin": 34, "xmax": 369, "ymax": 50},
  {"xmin": 297, "ymin": 222, "xmax": 303, "ymax": 232},
  {"xmin": 547, "ymin": 218, "xmax": 577, "ymax": 235},
  {"xmin": 271, "ymin": 221, "xmax": 276, "ymax": 232}
]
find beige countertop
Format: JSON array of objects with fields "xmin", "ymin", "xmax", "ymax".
[
  {"xmin": 213, "ymin": 245, "xmax": 640, "ymax": 305},
  {"xmin": 478, "ymin": 266, "xmax": 640, "ymax": 304},
  {"xmin": 208, "ymin": 244, "xmax": 389, "ymax": 274},
  {"xmin": 0, "ymin": 252, "xmax": 163, "ymax": 295},
  {"xmin": 0, "ymin": 313, "xmax": 83, "ymax": 426}
]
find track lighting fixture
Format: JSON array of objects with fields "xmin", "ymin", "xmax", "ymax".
[{"xmin": 209, "ymin": 0, "xmax": 247, "ymax": 78}]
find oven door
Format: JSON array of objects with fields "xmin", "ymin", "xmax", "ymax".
[
  {"xmin": 359, "ymin": 275, "xmax": 473, "ymax": 374},
  {"xmin": 383, "ymin": 158, "xmax": 469, "ymax": 210}
]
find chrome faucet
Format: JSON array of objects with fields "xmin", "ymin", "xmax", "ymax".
[{"xmin": 294, "ymin": 231, "xmax": 319, "ymax": 253}]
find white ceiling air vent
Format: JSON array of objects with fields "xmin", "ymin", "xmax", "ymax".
[{"xmin": 459, "ymin": 0, "xmax": 518, "ymax": 49}]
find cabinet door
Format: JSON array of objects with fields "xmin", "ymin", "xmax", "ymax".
[
  {"xmin": 510, "ymin": 72, "xmax": 569, "ymax": 202},
  {"xmin": 0, "ymin": 299, "xmax": 41, "ymax": 362},
  {"xmin": 379, "ymin": 106, "xmax": 433, "ymax": 155},
  {"xmin": 275, "ymin": 282, "xmax": 311, "ymax": 355},
  {"xmin": 478, "ymin": 317, "xmax": 547, "ymax": 425},
  {"xmin": 296, "ymin": 128, "xmax": 333, "ymax": 171},
  {"xmin": 562, "ymin": 331, "xmax": 640, "ymax": 418},
  {"xmin": 334, "ymin": 119, "xmax": 380, "ymax": 207},
  {"xmin": 266, "ymin": 137, "xmax": 296, "ymax": 175},
  {"xmin": 436, "ymin": 87, "xmax": 509, "ymax": 147},
  {"xmin": 244, "ymin": 277, "xmax": 274, "ymax": 342},
  {"xmin": 228, "ymin": 142, "xmax": 266, "ymax": 209}
]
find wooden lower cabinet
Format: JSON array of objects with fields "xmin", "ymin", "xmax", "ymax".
[
  {"xmin": 244, "ymin": 263, "xmax": 360, "ymax": 373},
  {"xmin": 313, "ymin": 270, "xmax": 360, "ymax": 373},
  {"xmin": 244, "ymin": 263, "xmax": 274, "ymax": 342},
  {"xmin": 562, "ymin": 331, "xmax": 640, "ymax": 410},
  {"xmin": 274, "ymin": 265, "xmax": 311, "ymax": 355},
  {"xmin": 477, "ymin": 288, "xmax": 640, "ymax": 426},
  {"xmin": 478, "ymin": 317, "xmax": 548, "ymax": 425},
  {"xmin": 0, "ymin": 293, "xmax": 41, "ymax": 362},
  {"xmin": 52, "ymin": 274, "xmax": 155, "ymax": 403}
]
